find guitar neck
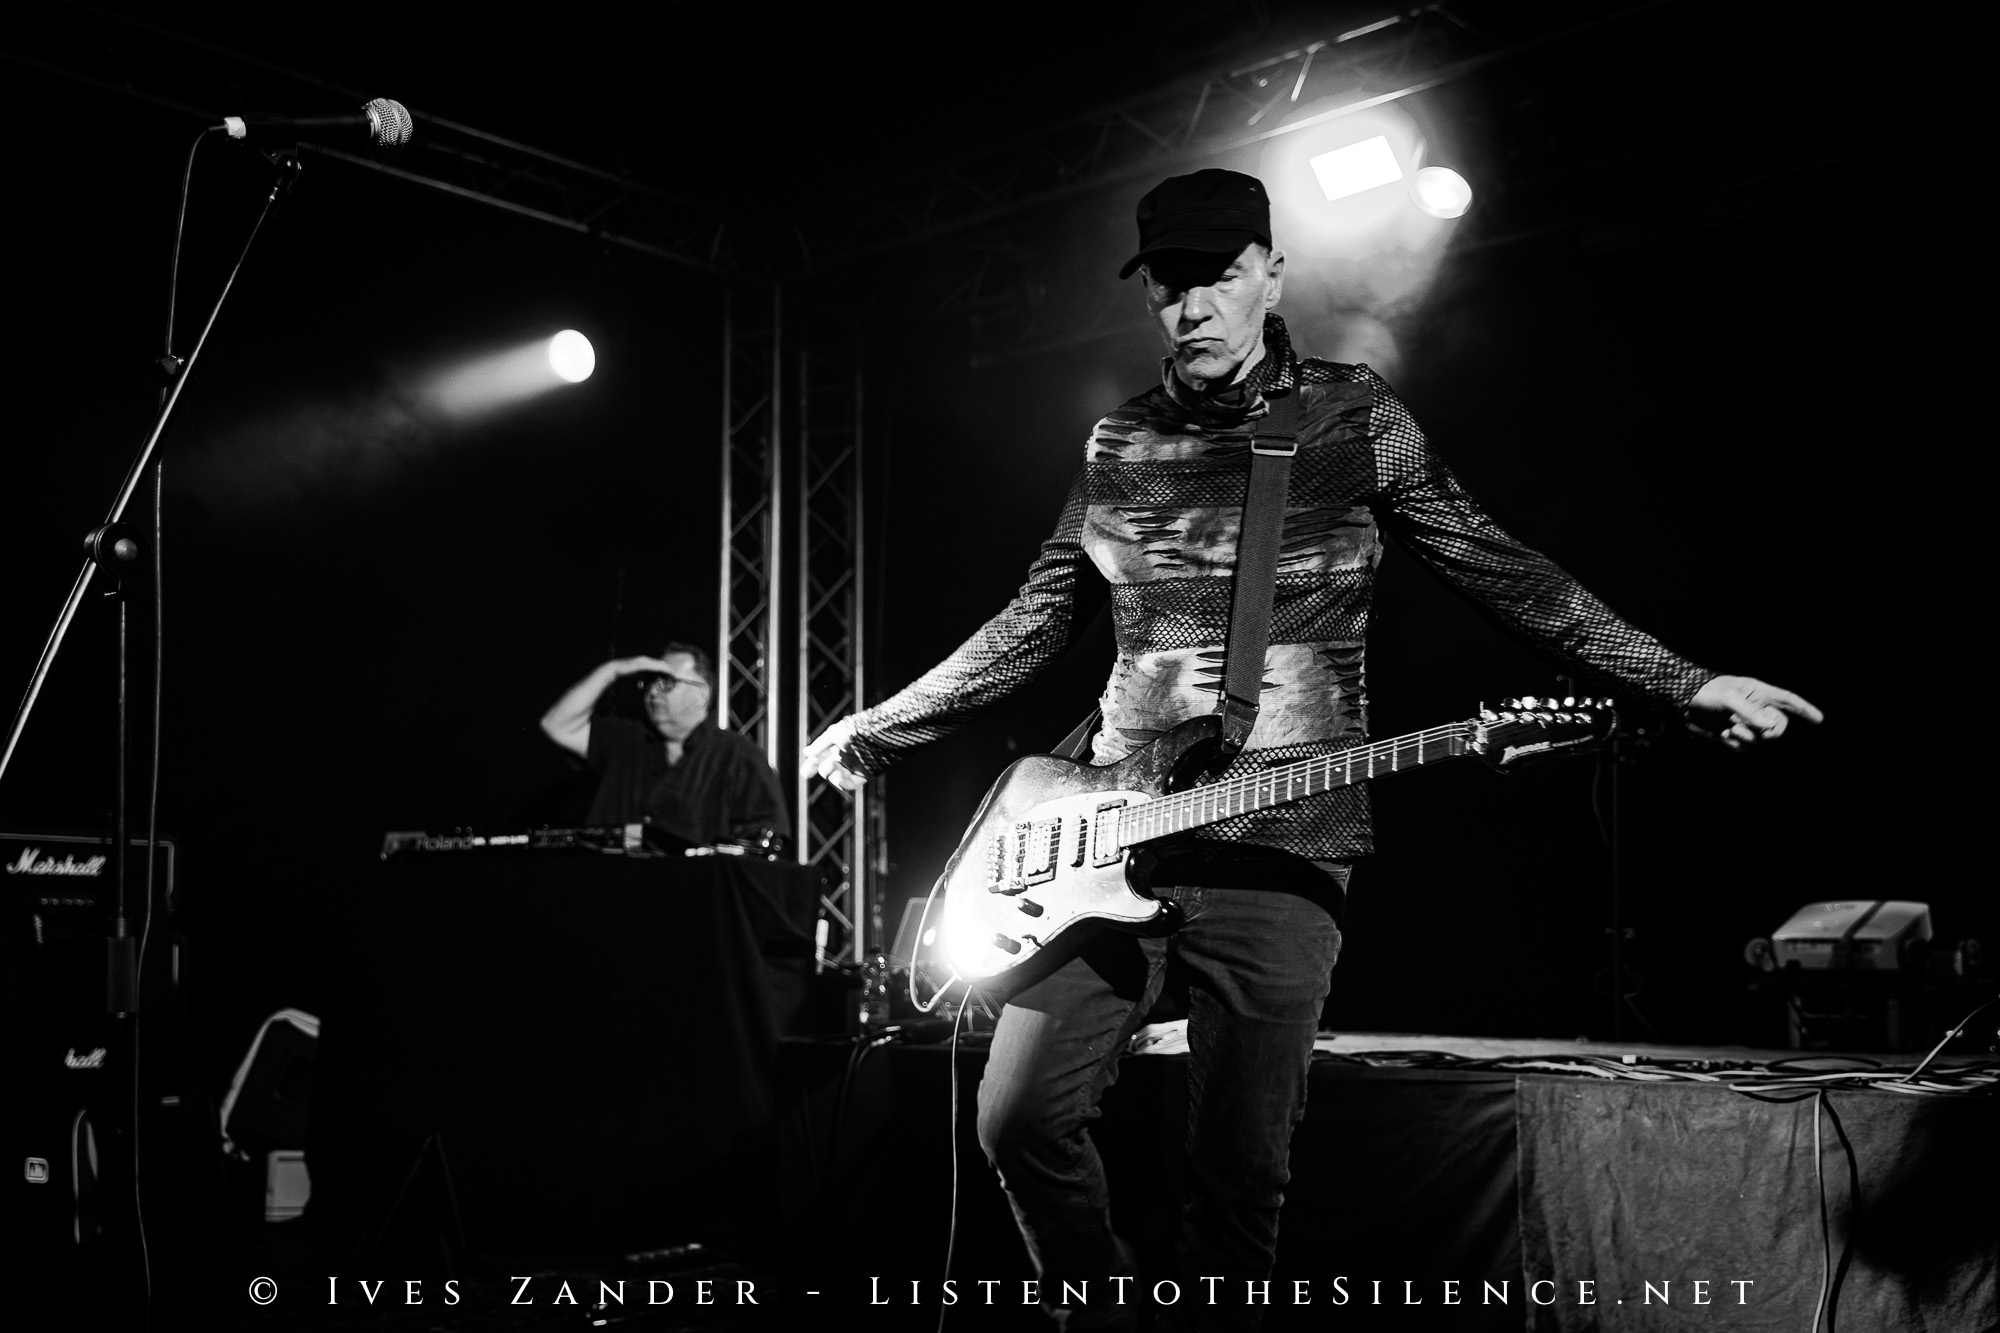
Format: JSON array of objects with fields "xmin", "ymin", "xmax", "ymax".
[{"xmin": 1116, "ymin": 722, "xmax": 1474, "ymax": 846}]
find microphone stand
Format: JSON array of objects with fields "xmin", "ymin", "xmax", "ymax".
[
  {"xmin": 1, "ymin": 143, "xmax": 303, "ymax": 1325},
  {"xmin": 1, "ymin": 150, "xmax": 300, "ymax": 787}
]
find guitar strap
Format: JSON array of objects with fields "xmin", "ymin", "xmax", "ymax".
[
  {"xmin": 1216, "ymin": 388, "xmax": 1303, "ymax": 755},
  {"xmin": 1050, "ymin": 388, "xmax": 1305, "ymax": 764}
]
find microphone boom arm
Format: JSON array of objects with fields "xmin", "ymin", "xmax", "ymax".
[{"xmin": 0, "ymin": 153, "xmax": 303, "ymax": 788}]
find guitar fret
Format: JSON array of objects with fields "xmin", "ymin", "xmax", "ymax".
[{"xmin": 1114, "ymin": 722, "xmax": 1479, "ymax": 846}]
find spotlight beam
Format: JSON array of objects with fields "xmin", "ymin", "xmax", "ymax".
[{"xmin": 422, "ymin": 331, "xmax": 596, "ymax": 422}]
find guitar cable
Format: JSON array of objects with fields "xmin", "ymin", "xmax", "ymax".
[
  {"xmin": 1731, "ymin": 1086, "xmax": 1858, "ymax": 1333},
  {"xmin": 817, "ymin": 1034, "xmax": 894, "ymax": 1214},
  {"xmin": 907, "ymin": 877, "xmax": 961, "ymax": 1015},
  {"xmin": 1897, "ymin": 992, "xmax": 2000, "ymax": 1085},
  {"xmin": 893, "ymin": 872, "xmax": 973, "ymax": 1331},
  {"xmin": 118, "ymin": 124, "xmax": 213, "ymax": 1314},
  {"xmin": 936, "ymin": 997, "xmax": 970, "ymax": 1333}
]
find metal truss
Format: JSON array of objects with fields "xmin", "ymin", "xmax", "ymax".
[
  {"xmin": 787, "ymin": 4, "xmax": 1704, "ymax": 364},
  {"xmin": 9, "ymin": 4, "xmax": 1697, "ymax": 293},
  {"xmin": 793, "ymin": 347, "xmax": 873, "ymax": 962},
  {"xmin": 10, "ymin": 3, "xmax": 1507, "ymax": 299},
  {"xmin": 4, "ymin": 4, "xmax": 752, "ymax": 276},
  {"xmin": 786, "ymin": 4, "xmax": 1479, "ymax": 272},
  {"xmin": 717, "ymin": 288, "xmax": 783, "ymax": 771}
]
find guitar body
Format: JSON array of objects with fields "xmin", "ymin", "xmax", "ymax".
[
  {"xmin": 930, "ymin": 695, "xmax": 1613, "ymax": 996},
  {"xmin": 933, "ymin": 715, "xmax": 1229, "ymax": 992}
]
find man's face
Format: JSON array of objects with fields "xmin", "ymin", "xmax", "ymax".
[
  {"xmin": 1142, "ymin": 243, "xmax": 1285, "ymax": 391},
  {"xmin": 642, "ymin": 651, "xmax": 711, "ymax": 743}
]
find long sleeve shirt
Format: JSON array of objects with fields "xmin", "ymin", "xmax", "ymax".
[{"xmin": 840, "ymin": 315, "xmax": 1710, "ymax": 860}]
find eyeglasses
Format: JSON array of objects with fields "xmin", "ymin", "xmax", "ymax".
[{"xmin": 641, "ymin": 673, "xmax": 710, "ymax": 697}]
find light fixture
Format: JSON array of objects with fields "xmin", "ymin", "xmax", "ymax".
[
  {"xmin": 548, "ymin": 330, "xmax": 595, "ymax": 384},
  {"xmin": 1307, "ymin": 135, "xmax": 1406, "ymax": 202},
  {"xmin": 1410, "ymin": 166, "xmax": 1473, "ymax": 219}
]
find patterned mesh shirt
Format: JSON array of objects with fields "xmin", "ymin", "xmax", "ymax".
[{"xmin": 841, "ymin": 314, "xmax": 1711, "ymax": 860}]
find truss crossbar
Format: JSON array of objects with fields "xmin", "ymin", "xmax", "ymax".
[
  {"xmin": 794, "ymin": 348, "xmax": 874, "ymax": 961},
  {"xmin": 719, "ymin": 290, "xmax": 783, "ymax": 769},
  {"xmin": 786, "ymin": 5, "xmax": 1476, "ymax": 270}
]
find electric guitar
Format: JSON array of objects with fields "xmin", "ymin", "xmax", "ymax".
[{"xmin": 931, "ymin": 697, "xmax": 1616, "ymax": 993}]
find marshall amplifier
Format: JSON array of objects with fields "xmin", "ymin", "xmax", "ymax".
[{"xmin": 1, "ymin": 832, "xmax": 204, "ymax": 1271}]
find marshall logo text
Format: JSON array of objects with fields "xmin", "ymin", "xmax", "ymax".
[{"xmin": 6, "ymin": 848, "xmax": 108, "ymax": 878}]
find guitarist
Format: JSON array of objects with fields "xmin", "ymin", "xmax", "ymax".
[{"xmin": 803, "ymin": 169, "xmax": 1819, "ymax": 1331}]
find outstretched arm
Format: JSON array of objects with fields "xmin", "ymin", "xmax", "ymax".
[
  {"xmin": 540, "ymin": 656, "xmax": 675, "ymax": 758},
  {"xmin": 806, "ymin": 468, "xmax": 1095, "ymax": 790},
  {"xmin": 1358, "ymin": 367, "xmax": 1821, "ymax": 743}
]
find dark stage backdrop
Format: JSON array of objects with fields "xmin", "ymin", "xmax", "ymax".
[{"xmin": 0, "ymin": 9, "xmax": 1981, "ymax": 1137}]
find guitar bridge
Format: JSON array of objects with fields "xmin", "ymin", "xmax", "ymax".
[{"xmin": 1020, "ymin": 817, "xmax": 1061, "ymax": 887}]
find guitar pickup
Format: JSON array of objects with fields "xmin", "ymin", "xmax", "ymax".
[{"xmin": 1090, "ymin": 800, "xmax": 1128, "ymax": 867}]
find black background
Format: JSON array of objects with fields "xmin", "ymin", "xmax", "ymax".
[{"xmin": 0, "ymin": 0, "xmax": 1985, "ymax": 1114}]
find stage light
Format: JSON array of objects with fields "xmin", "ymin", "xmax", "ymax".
[
  {"xmin": 1259, "ymin": 101, "xmax": 1427, "ymax": 259},
  {"xmin": 548, "ymin": 329, "xmax": 595, "ymax": 383},
  {"xmin": 423, "ymin": 329, "xmax": 596, "ymax": 422},
  {"xmin": 1410, "ymin": 166, "xmax": 1473, "ymax": 219},
  {"xmin": 1308, "ymin": 136, "xmax": 1405, "ymax": 202}
]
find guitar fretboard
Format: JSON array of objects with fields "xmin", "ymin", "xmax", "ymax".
[{"xmin": 1115, "ymin": 723, "xmax": 1473, "ymax": 845}]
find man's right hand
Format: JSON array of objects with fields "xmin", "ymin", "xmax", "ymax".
[
  {"xmin": 612, "ymin": 655, "xmax": 677, "ymax": 678},
  {"xmin": 542, "ymin": 656, "xmax": 680, "ymax": 759},
  {"xmin": 803, "ymin": 716, "xmax": 867, "ymax": 792}
]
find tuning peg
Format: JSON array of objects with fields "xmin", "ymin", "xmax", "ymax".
[
  {"xmin": 1562, "ymin": 696, "xmax": 1575, "ymax": 707},
  {"xmin": 1519, "ymin": 695, "xmax": 1538, "ymax": 709}
]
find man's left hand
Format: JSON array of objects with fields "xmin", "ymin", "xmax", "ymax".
[
  {"xmin": 1688, "ymin": 675, "xmax": 1824, "ymax": 749},
  {"xmin": 803, "ymin": 715, "xmax": 868, "ymax": 792}
]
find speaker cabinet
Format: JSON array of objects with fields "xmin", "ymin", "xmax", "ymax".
[{"xmin": 1, "ymin": 833, "xmax": 208, "ymax": 1269}]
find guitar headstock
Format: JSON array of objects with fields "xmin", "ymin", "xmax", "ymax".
[{"xmin": 1467, "ymin": 696, "xmax": 1618, "ymax": 772}]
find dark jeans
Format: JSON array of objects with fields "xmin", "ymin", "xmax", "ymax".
[{"xmin": 975, "ymin": 863, "xmax": 1348, "ymax": 1332}]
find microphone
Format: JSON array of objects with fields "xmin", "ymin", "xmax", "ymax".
[{"xmin": 221, "ymin": 98, "xmax": 413, "ymax": 148}]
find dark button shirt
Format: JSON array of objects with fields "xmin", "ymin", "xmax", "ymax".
[{"xmin": 585, "ymin": 716, "xmax": 789, "ymax": 845}]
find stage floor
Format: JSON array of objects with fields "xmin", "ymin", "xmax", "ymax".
[
  {"xmin": 20, "ymin": 1031, "xmax": 1991, "ymax": 1332},
  {"xmin": 1310, "ymin": 1030, "xmax": 1975, "ymax": 1064},
  {"xmin": 769, "ymin": 1030, "xmax": 1999, "ymax": 1331}
]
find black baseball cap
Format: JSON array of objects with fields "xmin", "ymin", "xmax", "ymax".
[{"xmin": 1118, "ymin": 169, "xmax": 1272, "ymax": 279}]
